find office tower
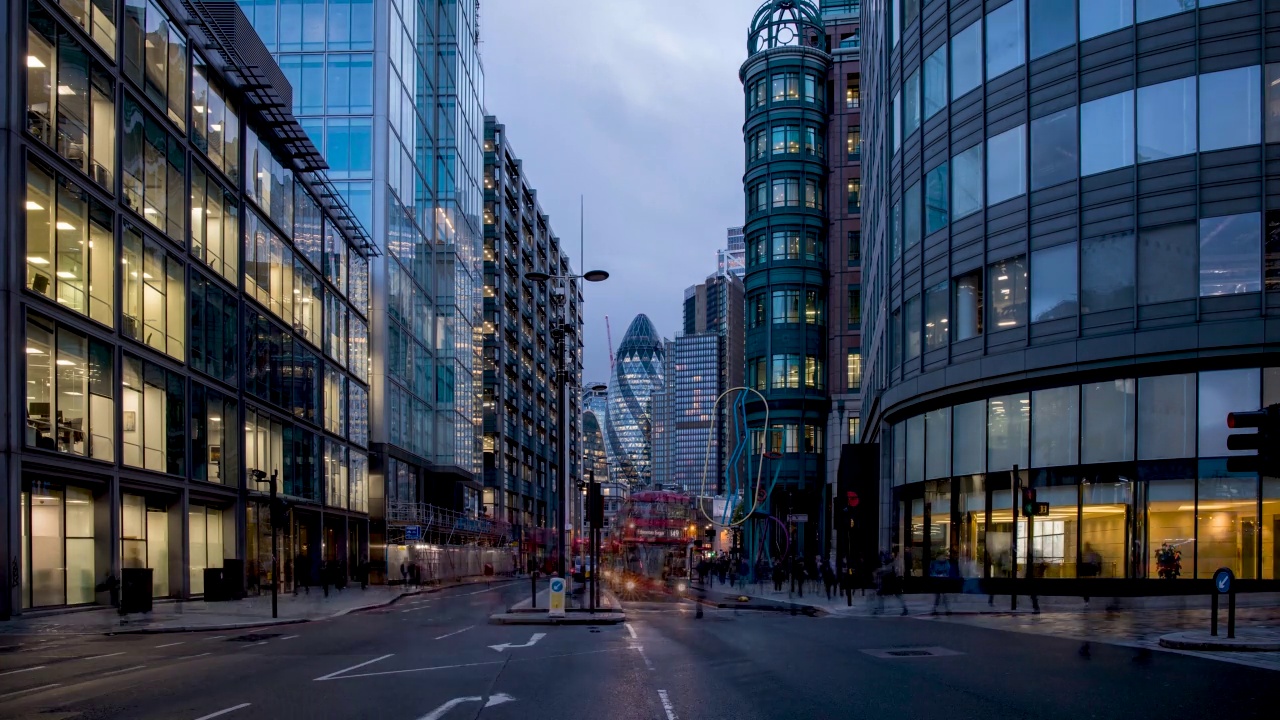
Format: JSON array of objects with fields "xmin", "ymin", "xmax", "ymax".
[{"xmin": 605, "ymin": 315, "xmax": 665, "ymax": 487}]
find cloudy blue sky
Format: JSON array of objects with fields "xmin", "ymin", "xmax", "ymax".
[{"xmin": 481, "ymin": 0, "xmax": 756, "ymax": 383}]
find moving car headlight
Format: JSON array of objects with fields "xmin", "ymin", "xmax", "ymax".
[
  {"xmin": 677, "ymin": 582, "xmax": 687, "ymax": 592},
  {"xmin": 625, "ymin": 579, "xmax": 636, "ymax": 591}
]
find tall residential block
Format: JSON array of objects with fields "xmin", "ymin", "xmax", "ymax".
[{"xmin": 480, "ymin": 116, "xmax": 583, "ymax": 563}]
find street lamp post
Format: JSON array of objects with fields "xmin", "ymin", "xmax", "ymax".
[{"xmin": 524, "ymin": 268, "xmax": 609, "ymax": 579}]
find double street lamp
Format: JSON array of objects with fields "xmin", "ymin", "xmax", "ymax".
[{"xmin": 524, "ymin": 268, "xmax": 609, "ymax": 579}]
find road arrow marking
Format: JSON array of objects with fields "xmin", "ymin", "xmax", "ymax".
[
  {"xmin": 485, "ymin": 693, "xmax": 516, "ymax": 708},
  {"xmin": 488, "ymin": 633, "xmax": 545, "ymax": 652},
  {"xmin": 416, "ymin": 694, "xmax": 517, "ymax": 720}
]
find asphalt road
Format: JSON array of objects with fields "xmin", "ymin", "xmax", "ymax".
[{"xmin": 0, "ymin": 583, "xmax": 1276, "ymax": 720}]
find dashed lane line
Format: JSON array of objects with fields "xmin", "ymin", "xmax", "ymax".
[
  {"xmin": 0, "ymin": 683, "xmax": 61, "ymax": 700},
  {"xmin": 192, "ymin": 702, "xmax": 252, "ymax": 720},
  {"xmin": 433, "ymin": 626, "xmax": 474, "ymax": 640},
  {"xmin": 101, "ymin": 665, "xmax": 147, "ymax": 676},
  {"xmin": 0, "ymin": 666, "xmax": 45, "ymax": 677},
  {"xmin": 657, "ymin": 690, "xmax": 678, "ymax": 720},
  {"xmin": 80, "ymin": 652, "xmax": 126, "ymax": 661}
]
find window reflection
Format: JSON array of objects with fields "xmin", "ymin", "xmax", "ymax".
[
  {"xmin": 1199, "ymin": 213, "xmax": 1262, "ymax": 296},
  {"xmin": 987, "ymin": 255, "xmax": 1027, "ymax": 329}
]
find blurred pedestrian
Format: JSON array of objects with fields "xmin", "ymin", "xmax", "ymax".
[
  {"xmin": 822, "ymin": 558, "xmax": 836, "ymax": 600},
  {"xmin": 930, "ymin": 551, "xmax": 951, "ymax": 615},
  {"xmin": 772, "ymin": 559, "xmax": 785, "ymax": 592},
  {"xmin": 400, "ymin": 559, "xmax": 409, "ymax": 587},
  {"xmin": 875, "ymin": 549, "xmax": 907, "ymax": 616},
  {"xmin": 791, "ymin": 559, "xmax": 807, "ymax": 598},
  {"xmin": 738, "ymin": 558, "xmax": 750, "ymax": 591}
]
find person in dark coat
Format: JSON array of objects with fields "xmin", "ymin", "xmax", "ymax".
[
  {"xmin": 294, "ymin": 555, "xmax": 310, "ymax": 595},
  {"xmin": 772, "ymin": 559, "xmax": 786, "ymax": 592},
  {"xmin": 822, "ymin": 559, "xmax": 837, "ymax": 600},
  {"xmin": 790, "ymin": 559, "xmax": 806, "ymax": 597}
]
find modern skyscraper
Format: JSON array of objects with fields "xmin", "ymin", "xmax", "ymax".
[
  {"xmin": 3, "ymin": 0, "xmax": 373, "ymax": 613},
  {"xmin": 860, "ymin": 0, "xmax": 1280, "ymax": 585},
  {"xmin": 741, "ymin": 0, "xmax": 836, "ymax": 557},
  {"xmin": 719, "ymin": 226, "xmax": 746, "ymax": 279},
  {"xmin": 605, "ymin": 314, "xmax": 665, "ymax": 487},
  {"xmin": 480, "ymin": 116, "xmax": 583, "ymax": 556},
  {"xmin": 239, "ymin": 0, "xmax": 487, "ymax": 563}
]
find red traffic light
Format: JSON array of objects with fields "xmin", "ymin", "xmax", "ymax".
[{"xmin": 1227, "ymin": 409, "xmax": 1269, "ymax": 429}]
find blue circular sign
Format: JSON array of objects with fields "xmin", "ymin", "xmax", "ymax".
[
  {"xmin": 550, "ymin": 578, "xmax": 565, "ymax": 592},
  {"xmin": 1214, "ymin": 567, "xmax": 1234, "ymax": 594}
]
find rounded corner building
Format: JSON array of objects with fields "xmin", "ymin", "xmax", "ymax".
[
  {"xmin": 741, "ymin": 0, "xmax": 832, "ymax": 557},
  {"xmin": 606, "ymin": 315, "xmax": 666, "ymax": 487},
  {"xmin": 861, "ymin": 0, "xmax": 1280, "ymax": 591}
]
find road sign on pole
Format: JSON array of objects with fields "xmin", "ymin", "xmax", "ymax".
[
  {"xmin": 548, "ymin": 576, "xmax": 566, "ymax": 618},
  {"xmin": 786, "ymin": 514, "xmax": 808, "ymax": 523},
  {"xmin": 405, "ymin": 525, "xmax": 422, "ymax": 541}
]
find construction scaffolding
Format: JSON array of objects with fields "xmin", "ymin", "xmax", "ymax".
[
  {"xmin": 385, "ymin": 502, "xmax": 517, "ymax": 582},
  {"xmin": 385, "ymin": 502, "xmax": 513, "ymax": 547}
]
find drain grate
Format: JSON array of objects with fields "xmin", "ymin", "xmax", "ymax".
[
  {"xmin": 227, "ymin": 633, "xmax": 282, "ymax": 642},
  {"xmin": 860, "ymin": 646, "xmax": 962, "ymax": 659}
]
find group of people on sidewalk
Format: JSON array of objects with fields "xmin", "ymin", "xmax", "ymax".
[
  {"xmin": 695, "ymin": 554, "xmax": 864, "ymax": 602},
  {"xmin": 289, "ymin": 556, "xmax": 370, "ymax": 597}
]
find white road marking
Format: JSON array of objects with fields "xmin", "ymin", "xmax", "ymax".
[
  {"xmin": 489, "ymin": 632, "xmax": 545, "ymax": 652},
  {"xmin": 401, "ymin": 605, "xmax": 433, "ymax": 613},
  {"xmin": 279, "ymin": 635, "xmax": 300, "ymax": 641},
  {"xmin": 177, "ymin": 652, "xmax": 212, "ymax": 660},
  {"xmin": 657, "ymin": 690, "xmax": 677, "ymax": 720},
  {"xmin": 81, "ymin": 652, "xmax": 126, "ymax": 661},
  {"xmin": 415, "ymin": 693, "xmax": 516, "ymax": 720},
  {"xmin": 102, "ymin": 664, "xmax": 147, "ymax": 676},
  {"xmin": 192, "ymin": 702, "xmax": 252, "ymax": 720},
  {"xmin": 205, "ymin": 636, "xmax": 227, "ymax": 640},
  {"xmin": 433, "ymin": 625, "xmax": 474, "ymax": 640},
  {"xmin": 625, "ymin": 623, "xmax": 638, "ymax": 639},
  {"xmin": 0, "ymin": 666, "xmax": 45, "ymax": 677},
  {"xmin": 0, "ymin": 683, "xmax": 61, "ymax": 699},
  {"xmin": 325, "ymin": 659, "xmax": 503, "ymax": 680},
  {"xmin": 485, "ymin": 693, "xmax": 516, "ymax": 708},
  {"xmin": 634, "ymin": 645, "xmax": 654, "ymax": 670},
  {"xmin": 155, "ymin": 642, "xmax": 185, "ymax": 648},
  {"xmin": 313, "ymin": 654, "xmax": 394, "ymax": 681}
]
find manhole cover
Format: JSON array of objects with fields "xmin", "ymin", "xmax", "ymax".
[
  {"xmin": 887, "ymin": 650, "xmax": 933, "ymax": 656},
  {"xmin": 227, "ymin": 633, "xmax": 282, "ymax": 642}
]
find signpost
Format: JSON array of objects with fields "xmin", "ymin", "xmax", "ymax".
[
  {"xmin": 786, "ymin": 514, "xmax": 808, "ymax": 523},
  {"xmin": 548, "ymin": 576, "xmax": 567, "ymax": 618},
  {"xmin": 1211, "ymin": 567, "xmax": 1236, "ymax": 638},
  {"xmin": 405, "ymin": 525, "xmax": 422, "ymax": 542}
]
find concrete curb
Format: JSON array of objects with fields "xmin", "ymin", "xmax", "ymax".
[
  {"xmin": 489, "ymin": 612, "xmax": 627, "ymax": 625},
  {"xmin": 72, "ymin": 575, "xmax": 518, "ymax": 635},
  {"xmin": 109, "ymin": 618, "xmax": 310, "ymax": 635},
  {"xmin": 1158, "ymin": 630, "xmax": 1280, "ymax": 651}
]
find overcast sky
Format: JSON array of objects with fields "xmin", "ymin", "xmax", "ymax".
[{"xmin": 480, "ymin": 0, "xmax": 756, "ymax": 383}]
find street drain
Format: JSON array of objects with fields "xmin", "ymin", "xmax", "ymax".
[
  {"xmin": 860, "ymin": 646, "xmax": 962, "ymax": 659},
  {"xmin": 227, "ymin": 633, "xmax": 282, "ymax": 642}
]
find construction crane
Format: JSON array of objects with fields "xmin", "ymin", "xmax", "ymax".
[{"xmin": 605, "ymin": 315, "xmax": 616, "ymax": 371}]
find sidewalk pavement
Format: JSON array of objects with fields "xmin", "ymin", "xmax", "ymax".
[{"xmin": 0, "ymin": 576, "xmax": 507, "ymax": 636}]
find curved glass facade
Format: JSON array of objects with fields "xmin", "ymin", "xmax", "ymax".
[
  {"xmin": 606, "ymin": 315, "xmax": 665, "ymax": 487},
  {"xmin": 862, "ymin": 0, "xmax": 1280, "ymax": 585},
  {"xmin": 741, "ymin": 0, "xmax": 832, "ymax": 555}
]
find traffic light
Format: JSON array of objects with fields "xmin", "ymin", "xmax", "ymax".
[
  {"xmin": 270, "ymin": 497, "xmax": 291, "ymax": 529},
  {"xmin": 1226, "ymin": 404, "xmax": 1280, "ymax": 475},
  {"xmin": 1021, "ymin": 487, "xmax": 1037, "ymax": 516}
]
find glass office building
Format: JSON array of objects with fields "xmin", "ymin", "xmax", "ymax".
[
  {"xmin": 3, "ymin": 0, "xmax": 372, "ymax": 613},
  {"xmin": 238, "ymin": 0, "xmax": 487, "ymax": 559},
  {"xmin": 606, "ymin": 315, "xmax": 666, "ymax": 487},
  {"xmin": 861, "ymin": 0, "xmax": 1280, "ymax": 587}
]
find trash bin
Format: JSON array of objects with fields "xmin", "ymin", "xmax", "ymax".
[
  {"xmin": 203, "ymin": 568, "xmax": 226, "ymax": 601},
  {"xmin": 484, "ymin": 563, "xmax": 494, "ymax": 576},
  {"xmin": 120, "ymin": 568, "xmax": 153, "ymax": 615}
]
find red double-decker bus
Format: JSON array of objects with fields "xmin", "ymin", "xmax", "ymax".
[{"xmin": 611, "ymin": 490, "xmax": 695, "ymax": 590}]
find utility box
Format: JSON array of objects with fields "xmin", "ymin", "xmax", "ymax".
[
  {"xmin": 119, "ymin": 568, "xmax": 153, "ymax": 615},
  {"xmin": 203, "ymin": 568, "xmax": 226, "ymax": 601}
]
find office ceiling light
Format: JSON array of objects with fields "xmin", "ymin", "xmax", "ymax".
[
  {"xmin": 27, "ymin": 55, "xmax": 46, "ymax": 68},
  {"xmin": 55, "ymin": 221, "xmax": 76, "ymax": 231},
  {"xmin": 27, "ymin": 256, "xmax": 50, "ymax": 265},
  {"xmin": 57, "ymin": 85, "xmax": 75, "ymax": 95},
  {"xmin": 26, "ymin": 201, "xmax": 43, "ymax": 211}
]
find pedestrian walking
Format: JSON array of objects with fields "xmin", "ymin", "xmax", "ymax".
[
  {"xmin": 822, "ymin": 559, "xmax": 836, "ymax": 600},
  {"xmin": 772, "ymin": 559, "xmax": 785, "ymax": 592},
  {"xmin": 320, "ymin": 561, "xmax": 330, "ymax": 598},
  {"xmin": 400, "ymin": 559, "xmax": 409, "ymax": 587},
  {"xmin": 839, "ymin": 557, "xmax": 855, "ymax": 606},
  {"xmin": 728, "ymin": 562, "xmax": 738, "ymax": 590},
  {"xmin": 874, "ymin": 549, "xmax": 907, "ymax": 615},
  {"xmin": 790, "ymin": 558, "xmax": 806, "ymax": 598},
  {"xmin": 737, "ymin": 558, "xmax": 750, "ymax": 591},
  {"xmin": 929, "ymin": 551, "xmax": 951, "ymax": 614}
]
